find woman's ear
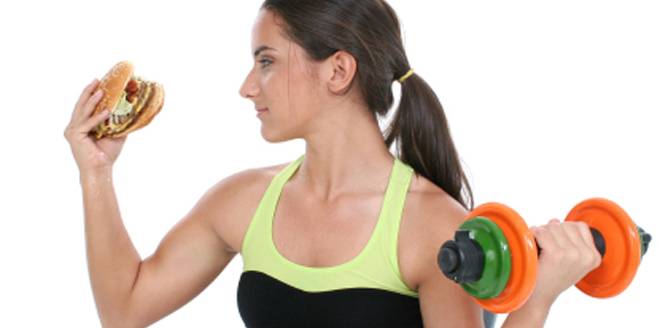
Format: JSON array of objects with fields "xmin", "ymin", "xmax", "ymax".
[{"xmin": 325, "ymin": 50, "xmax": 358, "ymax": 95}]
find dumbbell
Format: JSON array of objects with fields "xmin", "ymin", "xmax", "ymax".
[{"xmin": 437, "ymin": 198, "xmax": 651, "ymax": 313}]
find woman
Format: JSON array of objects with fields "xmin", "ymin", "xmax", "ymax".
[{"xmin": 64, "ymin": 1, "xmax": 602, "ymax": 327}]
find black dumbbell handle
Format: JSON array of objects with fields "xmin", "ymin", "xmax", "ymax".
[
  {"xmin": 537, "ymin": 226, "xmax": 653, "ymax": 257},
  {"xmin": 639, "ymin": 226, "xmax": 652, "ymax": 256}
]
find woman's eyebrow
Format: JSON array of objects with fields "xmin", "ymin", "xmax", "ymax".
[{"xmin": 253, "ymin": 45, "xmax": 277, "ymax": 58}]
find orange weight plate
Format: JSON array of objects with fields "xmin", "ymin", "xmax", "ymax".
[
  {"xmin": 468, "ymin": 203, "xmax": 538, "ymax": 313},
  {"xmin": 565, "ymin": 198, "xmax": 641, "ymax": 298}
]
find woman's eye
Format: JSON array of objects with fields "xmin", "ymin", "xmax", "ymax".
[{"xmin": 259, "ymin": 59, "xmax": 272, "ymax": 68}]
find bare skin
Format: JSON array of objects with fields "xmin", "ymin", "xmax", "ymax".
[{"xmin": 65, "ymin": 8, "xmax": 602, "ymax": 328}]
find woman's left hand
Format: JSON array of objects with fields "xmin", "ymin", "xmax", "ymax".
[{"xmin": 526, "ymin": 218, "xmax": 603, "ymax": 307}]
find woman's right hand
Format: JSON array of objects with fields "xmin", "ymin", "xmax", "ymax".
[{"xmin": 64, "ymin": 78, "xmax": 128, "ymax": 175}]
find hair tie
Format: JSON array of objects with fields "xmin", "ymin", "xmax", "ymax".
[{"xmin": 398, "ymin": 68, "xmax": 414, "ymax": 83}]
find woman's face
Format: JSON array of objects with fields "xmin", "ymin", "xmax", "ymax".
[{"xmin": 239, "ymin": 9, "xmax": 324, "ymax": 143}]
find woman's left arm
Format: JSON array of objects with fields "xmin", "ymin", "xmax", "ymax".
[
  {"xmin": 417, "ymin": 202, "xmax": 601, "ymax": 328},
  {"xmin": 415, "ymin": 198, "xmax": 485, "ymax": 328}
]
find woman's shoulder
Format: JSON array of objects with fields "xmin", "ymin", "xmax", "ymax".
[
  {"xmin": 407, "ymin": 172, "xmax": 467, "ymax": 213},
  {"xmin": 213, "ymin": 159, "xmax": 291, "ymax": 193},
  {"xmin": 405, "ymin": 173, "xmax": 469, "ymax": 238},
  {"xmin": 398, "ymin": 173, "xmax": 469, "ymax": 290},
  {"xmin": 205, "ymin": 160, "xmax": 292, "ymax": 253}
]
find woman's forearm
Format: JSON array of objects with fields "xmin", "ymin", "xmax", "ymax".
[
  {"xmin": 80, "ymin": 169, "xmax": 141, "ymax": 325},
  {"xmin": 500, "ymin": 296, "xmax": 554, "ymax": 328}
]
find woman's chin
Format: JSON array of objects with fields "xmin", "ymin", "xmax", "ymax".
[
  {"xmin": 261, "ymin": 128, "xmax": 279, "ymax": 143},
  {"xmin": 261, "ymin": 128, "xmax": 292, "ymax": 143}
]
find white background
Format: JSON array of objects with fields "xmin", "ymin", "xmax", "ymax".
[{"xmin": 1, "ymin": 0, "xmax": 658, "ymax": 327}]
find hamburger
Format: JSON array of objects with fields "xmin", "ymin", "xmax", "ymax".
[{"xmin": 91, "ymin": 60, "xmax": 165, "ymax": 139}]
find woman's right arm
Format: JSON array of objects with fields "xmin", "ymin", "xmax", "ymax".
[
  {"xmin": 66, "ymin": 79, "xmax": 256, "ymax": 327},
  {"xmin": 79, "ymin": 168, "xmax": 250, "ymax": 327}
]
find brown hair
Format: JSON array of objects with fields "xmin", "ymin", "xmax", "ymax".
[{"xmin": 261, "ymin": 0, "xmax": 474, "ymax": 211}]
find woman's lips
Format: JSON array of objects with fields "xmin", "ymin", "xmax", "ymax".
[{"xmin": 256, "ymin": 107, "xmax": 269, "ymax": 117}]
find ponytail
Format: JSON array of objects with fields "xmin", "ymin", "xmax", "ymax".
[{"xmin": 384, "ymin": 72, "xmax": 474, "ymax": 211}]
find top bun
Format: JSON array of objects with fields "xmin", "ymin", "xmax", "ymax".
[{"xmin": 92, "ymin": 60, "xmax": 134, "ymax": 117}]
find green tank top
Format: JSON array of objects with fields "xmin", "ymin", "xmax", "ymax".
[{"xmin": 240, "ymin": 154, "xmax": 418, "ymax": 297}]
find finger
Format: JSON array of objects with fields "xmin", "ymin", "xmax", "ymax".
[
  {"xmin": 532, "ymin": 225, "xmax": 559, "ymax": 253},
  {"xmin": 73, "ymin": 79, "xmax": 100, "ymax": 115},
  {"xmin": 565, "ymin": 222, "xmax": 590, "ymax": 246},
  {"xmin": 71, "ymin": 84, "xmax": 101, "ymax": 126},
  {"xmin": 565, "ymin": 221, "xmax": 602, "ymax": 269},
  {"xmin": 564, "ymin": 223, "xmax": 590, "ymax": 253},
  {"xmin": 75, "ymin": 89, "xmax": 105, "ymax": 126},
  {"xmin": 530, "ymin": 226, "xmax": 541, "ymax": 251},
  {"xmin": 76, "ymin": 78, "xmax": 99, "ymax": 106},
  {"xmin": 570, "ymin": 222, "xmax": 600, "ymax": 257},
  {"xmin": 575, "ymin": 222, "xmax": 595, "ymax": 246},
  {"xmin": 545, "ymin": 221, "xmax": 575, "ymax": 250},
  {"xmin": 80, "ymin": 109, "xmax": 110, "ymax": 134}
]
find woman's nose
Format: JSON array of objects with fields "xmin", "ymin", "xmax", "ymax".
[{"xmin": 239, "ymin": 75, "xmax": 259, "ymax": 99}]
